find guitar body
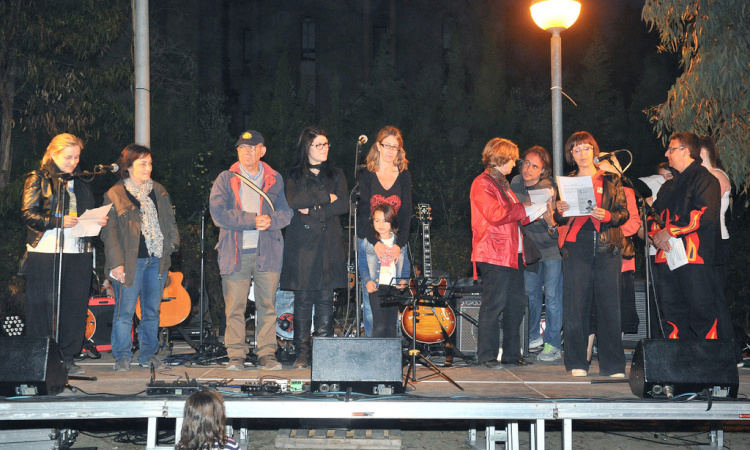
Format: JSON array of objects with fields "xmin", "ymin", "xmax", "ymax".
[
  {"xmin": 136, "ymin": 271, "xmax": 191, "ymax": 328},
  {"xmin": 401, "ymin": 303, "xmax": 456, "ymax": 344},
  {"xmin": 85, "ymin": 309, "xmax": 96, "ymax": 340}
]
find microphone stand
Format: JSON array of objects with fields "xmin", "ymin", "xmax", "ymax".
[
  {"xmin": 620, "ymin": 176, "xmax": 665, "ymax": 339},
  {"xmin": 347, "ymin": 139, "xmax": 365, "ymax": 337},
  {"xmin": 47, "ymin": 168, "xmax": 105, "ymax": 359}
]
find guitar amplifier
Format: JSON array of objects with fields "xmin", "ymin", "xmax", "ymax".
[
  {"xmin": 455, "ymin": 288, "xmax": 529, "ymax": 357},
  {"xmin": 85, "ymin": 296, "xmax": 115, "ymax": 352}
]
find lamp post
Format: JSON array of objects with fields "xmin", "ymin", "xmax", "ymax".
[{"xmin": 530, "ymin": 0, "xmax": 581, "ymax": 178}]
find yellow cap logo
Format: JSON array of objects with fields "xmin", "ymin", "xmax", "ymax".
[{"xmin": 242, "ymin": 132, "xmax": 252, "ymax": 139}]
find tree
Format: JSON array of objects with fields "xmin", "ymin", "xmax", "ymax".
[
  {"xmin": 642, "ymin": 0, "xmax": 750, "ymax": 192},
  {"xmin": 0, "ymin": 0, "xmax": 130, "ymax": 189}
]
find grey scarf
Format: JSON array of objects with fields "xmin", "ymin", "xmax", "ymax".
[{"xmin": 124, "ymin": 178, "xmax": 164, "ymax": 257}]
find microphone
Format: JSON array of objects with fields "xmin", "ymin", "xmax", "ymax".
[
  {"xmin": 593, "ymin": 150, "xmax": 625, "ymax": 165},
  {"xmin": 95, "ymin": 163, "xmax": 119, "ymax": 173},
  {"xmin": 358, "ymin": 135, "xmax": 368, "ymax": 145}
]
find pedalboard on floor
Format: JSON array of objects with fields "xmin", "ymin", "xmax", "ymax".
[{"xmin": 145, "ymin": 379, "xmax": 200, "ymax": 396}]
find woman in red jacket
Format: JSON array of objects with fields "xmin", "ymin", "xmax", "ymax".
[{"xmin": 470, "ymin": 138, "xmax": 533, "ymax": 369}]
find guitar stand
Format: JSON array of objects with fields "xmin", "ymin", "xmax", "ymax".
[
  {"xmin": 428, "ymin": 303, "xmax": 473, "ymax": 368},
  {"xmin": 402, "ymin": 294, "xmax": 463, "ymax": 391}
]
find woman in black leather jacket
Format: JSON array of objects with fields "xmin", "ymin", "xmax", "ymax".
[
  {"xmin": 21, "ymin": 133, "xmax": 107, "ymax": 375},
  {"xmin": 554, "ymin": 131, "xmax": 629, "ymax": 378}
]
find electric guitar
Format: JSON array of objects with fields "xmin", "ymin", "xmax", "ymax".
[{"xmin": 402, "ymin": 203, "xmax": 456, "ymax": 343}]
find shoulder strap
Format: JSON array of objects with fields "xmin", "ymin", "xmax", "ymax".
[{"xmin": 233, "ymin": 172, "xmax": 275, "ymax": 212}]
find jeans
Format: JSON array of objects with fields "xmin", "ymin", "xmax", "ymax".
[
  {"xmin": 524, "ymin": 259, "xmax": 563, "ymax": 350},
  {"xmin": 358, "ymin": 238, "xmax": 373, "ymax": 336},
  {"xmin": 112, "ymin": 257, "xmax": 166, "ymax": 364},
  {"xmin": 222, "ymin": 251, "xmax": 280, "ymax": 360}
]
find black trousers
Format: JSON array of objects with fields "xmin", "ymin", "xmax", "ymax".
[
  {"xmin": 657, "ymin": 262, "xmax": 734, "ymax": 346},
  {"xmin": 292, "ymin": 289, "xmax": 334, "ymax": 355},
  {"xmin": 25, "ymin": 251, "xmax": 92, "ymax": 363},
  {"xmin": 562, "ymin": 231, "xmax": 625, "ymax": 375},
  {"xmin": 370, "ymin": 288, "xmax": 399, "ymax": 338},
  {"xmin": 476, "ymin": 257, "xmax": 524, "ymax": 364}
]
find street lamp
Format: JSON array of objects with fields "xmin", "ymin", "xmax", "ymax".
[{"xmin": 530, "ymin": 0, "xmax": 581, "ymax": 178}]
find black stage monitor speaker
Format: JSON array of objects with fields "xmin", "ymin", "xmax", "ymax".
[
  {"xmin": 629, "ymin": 339, "xmax": 739, "ymax": 399},
  {"xmin": 311, "ymin": 337, "xmax": 404, "ymax": 395},
  {"xmin": 0, "ymin": 337, "xmax": 67, "ymax": 397}
]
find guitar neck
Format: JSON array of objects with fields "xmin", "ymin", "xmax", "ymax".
[{"xmin": 422, "ymin": 222, "xmax": 432, "ymax": 278}]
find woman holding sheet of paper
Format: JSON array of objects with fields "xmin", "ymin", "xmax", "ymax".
[
  {"xmin": 553, "ymin": 131, "xmax": 628, "ymax": 378},
  {"xmin": 21, "ymin": 133, "xmax": 107, "ymax": 375}
]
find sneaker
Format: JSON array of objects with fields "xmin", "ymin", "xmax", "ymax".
[
  {"xmin": 226, "ymin": 358, "xmax": 245, "ymax": 371},
  {"xmin": 609, "ymin": 373, "xmax": 626, "ymax": 378},
  {"xmin": 139, "ymin": 355, "xmax": 168, "ymax": 370},
  {"xmin": 258, "ymin": 355, "xmax": 282, "ymax": 371},
  {"xmin": 529, "ymin": 337, "xmax": 544, "ymax": 349},
  {"xmin": 114, "ymin": 358, "xmax": 131, "ymax": 372},
  {"xmin": 65, "ymin": 362, "xmax": 85, "ymax": 375},
  {"xmin": 537, "ymin": 343, "xmax": 562, "ymax": 361},
  {"xmin": 571, "ymin": 369, "xmax": 587, "ymax": 377}
]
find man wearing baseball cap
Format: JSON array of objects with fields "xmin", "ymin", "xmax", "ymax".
[{"xmin": 210, "ymin": 130, "xmax": 293, "ymax": 371}]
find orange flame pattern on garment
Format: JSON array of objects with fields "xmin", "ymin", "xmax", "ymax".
[
  {"xmin": 667, "ymin": 321, "xmax": 679, "ymax": 339},
  {"xmin": 705, "ymin": 319, "xmax": 718, "ymax": 339}
]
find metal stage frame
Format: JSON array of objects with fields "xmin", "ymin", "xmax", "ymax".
[{"xmin": 1, "ymin": 395, "xmax": 749, "ymax": 449}]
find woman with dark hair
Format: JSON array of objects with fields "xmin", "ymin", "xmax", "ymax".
[
  {"xmin": 280, "ymin": 126, "xmax": 348, "ymax": 369},
  {"xmin": 471, "ymin": 137, "xmax": 533, "ymax": 369},
  {"xmin": 101, "ymin": 144, "xmax": 180, "ymax": 372},
  {"xmin": 554, "ymin": 131, "xmax": 629, "ymax": 377},
  {"xmin": 176, "ymin": 389, "xmax": 240, "ymax": 450},
  {"xmin": 21, "ymin": 133, "xmax": 108, "ymax": 375},
  {"xmin": 698, "ymin": 136, "xmax": 731, "ymax": 292},
  {"xmin": 357, "ymin": 126, "xmax": 412, "ymax": 336}
]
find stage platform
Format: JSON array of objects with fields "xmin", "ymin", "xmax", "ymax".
[{"xmin": 0, "ymin": 343, "xmax": 748, "ymax": 450}]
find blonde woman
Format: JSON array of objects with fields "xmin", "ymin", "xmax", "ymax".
[{"xmin": 22, "ymin": 133, "xmax": 107, "ymax": 375}]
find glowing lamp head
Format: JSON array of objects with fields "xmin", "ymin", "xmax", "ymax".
[{"xmin": 530, "ymin": 0, "xmax": 581, "ymax": 31}]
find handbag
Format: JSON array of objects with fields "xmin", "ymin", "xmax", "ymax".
[{"xmin": 485, "ymin": 173, "xmax": 543, "ymax": 265}]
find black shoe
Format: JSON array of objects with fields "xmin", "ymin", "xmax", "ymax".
[
  {"xmin": 293, "ymin": 353, "xmax": 309, "ymax": 369},
  {"xmin": 502, "ymin": 358, "xmax": 533, "ymax": 366},
  {"xmin": 65, "ymin": 362, "xmax": 85, "ymax": 375},
  {"xmin": 480, "ymin": 360, "xmax": 504, "ymax": 369}
]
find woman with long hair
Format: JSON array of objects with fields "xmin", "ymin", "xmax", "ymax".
[
  {"xmin": 101, "ymin": 144, "xmax": 179, "ymax": 372},
  {"xmin": 470, "ymin": 138, "xmax": 534, "ymax": 369},
  {"xmin": 176, "ymin": 389, "xmax": 240, "ymax": 450},
  {"xmin": 356, "ymin": 126, "xmax": 412, "ymax": 336},
  {"xmin": 21, "ymin": 133, "xmax": 107, "ymax": 375},
  {"xmin": 554, "ymin": 131, "xmax": 629, "ymax": 377},
  {"xmin": 280, "ymin": 126, "xmax": 349, "ymax": 368}
]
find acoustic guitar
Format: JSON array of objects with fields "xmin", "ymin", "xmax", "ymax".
[
  {"xmin": 401, "ymin": 203, "xmax": 456, "ymax": 344},
  {"xmin": 136, "ymin": 271, "xmax": 192, "ymax": 328}
]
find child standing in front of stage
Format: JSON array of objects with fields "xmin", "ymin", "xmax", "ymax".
[
  {"xmin": 176, "ymin": 389, "xmax": 240, "ymax": 450},
  {"xmin": 358, "ymin": 203, "xmax": 410, "ymax": 338}
]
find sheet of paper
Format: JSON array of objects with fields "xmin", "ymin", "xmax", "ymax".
[
  {"xmin": 665, "ymin": 237, "xmax": 689, "ymax": 270},
  {"xmin": 528, "ymin": 188, "xmax": 554, "ymax": 205},
  {"xmin": 525, "ymin": 203, "xmax": 548, "ymax": 222},
  {"xmin": 556, "ymin": 176, "xmax": 595, "ymax": 217},
  {"xmin": 639, "ymin": 174, "xmax": 667, "ymax": 201},
  {"xmin": 65, "ymin": 204, "xmax": 112, "ymax": 238}
]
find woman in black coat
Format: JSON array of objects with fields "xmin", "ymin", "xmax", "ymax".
[{"xmin": 280, "ymin": 126, "xmax": 349, "ymax": 368}]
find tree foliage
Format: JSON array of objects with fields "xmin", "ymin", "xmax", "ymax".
[
  {"xmin": 642, "ymin": 0, "xmax": 750, "ymax": 192},
  {"xmin": 0, "ymin": 0, "xmax": 131, "ymax": 189}
]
